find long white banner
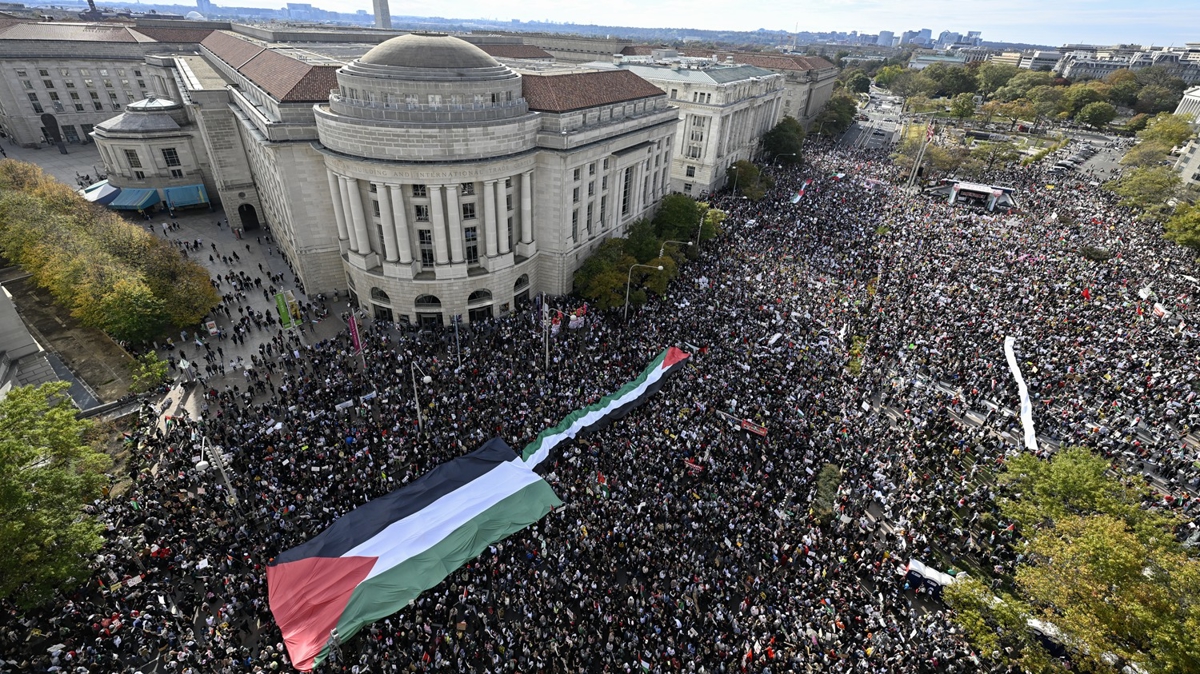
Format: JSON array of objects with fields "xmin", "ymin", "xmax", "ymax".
[{"xmin": 1003, "ymin": 336, "xmax": 1039, "ymax": 451}]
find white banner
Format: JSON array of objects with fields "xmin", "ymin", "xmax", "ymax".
[{"xmin": 1003, "ymin": 336, "xmax": 1038, "ymax": 451}]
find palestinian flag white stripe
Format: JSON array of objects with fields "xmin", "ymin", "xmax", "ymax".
[
  {"xmin": 345, "ymin": 459, "xmax": 544, "ymax": 581},
  {"xmin": 521, "ymin": 347, "xmax": 690, "ymax": 468}
]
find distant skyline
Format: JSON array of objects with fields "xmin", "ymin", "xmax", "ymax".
[{"xmin": 194, "ymin": 0, "xmax": 1197, "ymax": 48}]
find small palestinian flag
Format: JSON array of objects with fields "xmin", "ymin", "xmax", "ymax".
[
  {"xmin": 268, "ymin": 438, "xmax": 561, "ymax": 671},
  {"xmin": 521, "ymin": 347, "xmax": 690, "ymax": 468},
  {"xmin": 597, "ymin": 471, "xmax": 610, "ymax": 498}
]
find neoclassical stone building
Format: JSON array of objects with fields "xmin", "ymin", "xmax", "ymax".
[{"xmin": 93, "ymin": 31, "xmax": 679, "ymax": 325}]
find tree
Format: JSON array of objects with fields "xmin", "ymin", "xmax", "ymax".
[
  {"xmin": 1062, "ymin": 82, "xmax": 1108, "ymax": 115},
  {"xmin": 1139, "ymin": 112, "xmax": 1196, "ymax": 148},
  {"xmin": 976, "ymin": 61, "xmax": 1020, "ymax": 99},
  {"xmin": 129, "ymin": 351, "xmax": 169, "ymax": 394},
  {"xmin": 874, "ymin": 64, "xmax": 904, "ymax": 88},
  {"xmin": 0, "ymin": 382, "xmax": 111, "ymax": 608},
  {"xmin": 1105, "ymin": 166, "xmax": 1181, "ymax": 220},
  {"xmin": 1126, "ymin": 113, "xmax": 1152, "ymax": 133},
  {"xmin": 653, "ymin": 193, "xmax": 703, "ymax": 241},
  {"xmin": 812, "ymin": 93, "xmax": 858, "ymax": 137},
  {"xmin": 1136, "ymin": 85, "xmax": 1183, "ymax": 114},
  {"xmin": 994, "ymin": 70, "xmax": 1054, "ymax": 101},
  {"xmin": 998, "ymin": 99, "xmax": 1036, "ymax": 130},
  {"xmin": 1075, "ymin": 101, "xmax": 1117, "ymax": 129},
  {"xmin": 946, "ymin": 447, "xmax": 1200, "ymax": 674},
  {"xmin": 846, "ymin": 70, "xmax": 870, "ymax": 94},
  {"xmin": 950, "ymin": 92, "xmax": 976, "ymax": 119},
  {"xmin": 761, "ymin": 116, "xmax": 805, "ymax": 165},
  {"xmin": 725, "ymin": 160, "xmax": 773, "ymax": 201},
  {"xmin": 624, "ymin": 218, "xmax": 661, "ymax": 263},
  {"xmin": 887, "ymin": 70, "xmax": 937, "ymax": 98},
  {"xmin": 1165, "ymin": 202, "xmax": 1200, "ymax": 253}
]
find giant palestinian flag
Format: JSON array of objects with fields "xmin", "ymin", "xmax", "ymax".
[
  {"xmin": 267, "ymin": 439, "xmax": 561, "ymax": 671},
  {"xmin": 267, "ymin": 347, "xmax": 689, "ymax": 670},
  {"xmin": 521, "ymin": 346, "xmax": 690, "ymax": 468}
]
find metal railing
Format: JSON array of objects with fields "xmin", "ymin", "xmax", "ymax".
[{"xmin": 329, "ymin": 92, "xmax": 526, "ymax": 113}]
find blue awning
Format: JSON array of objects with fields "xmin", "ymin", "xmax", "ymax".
[
  {"xmin": 108, "ymin": 187, "xmax": 160, "ymax": 211},
  {"xmin": 163, "ymin": 184, "xmax": 209, "ymax": 209}
]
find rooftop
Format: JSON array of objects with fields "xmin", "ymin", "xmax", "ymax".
[{"xmin": 522, "ymin": 69, "xmax": 664, "ymax": 113}]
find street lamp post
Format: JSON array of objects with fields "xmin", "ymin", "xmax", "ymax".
[
  {"xmin": 410, "ymin": 362, "xmax": 432, "ymax": 434},
  {"xmin": 624, "ymin": 263, "xmax": 663, "ymax": 322},
  {"xmin": 658, "ymin": 239, "xmax": 693, "ymax": 259},
  {"xmin": 194, "ymin": 432, "xmax": 237, "ymax": 507}
]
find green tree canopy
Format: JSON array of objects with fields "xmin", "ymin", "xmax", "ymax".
[
  {"xmin": 812, "ymin": 93, "xmax": 858, "ymax": 137},
  {"xmin": 1165, "ymin": 202, "xmax": 1200, "ymax": 253},
  {"xmin": 652, "ymin": 193, "xmax": 703, "ymax": 242},
  {"xmin": 976, "ymin": 61, "xmax": 1020, "ymax": 99},
  {"xmin": 1062, "ymin": 82, "xmax": 1108, "ymax": 115},
  {"xmin": 0, "ymin": 382, "xmax": 111, "ymax": 608},
  {"xmin": 844, "ymin": 69, "xmax": 870, "ymax": 93},
  {"xmin": 994, "ymin": 70, "xmax": 1055, "ymax": 101},
  {"xmin": 725, "ymin": 160, "xmax": 773, "ymax": 201},
  {"xmin": 1075, "ymin": 101, "xmax": 1117, "ymax": 128},
  {"xmin": 873, "ymin": 64, "xmax": 905, "ymax": 88},
  {"xmin": 948, "ymin": 447, "xmax": 1200, "ymax": 674},
  {"xmin": 761, "ymin": 116, "xmax": 805, "ymax": 165},
  {"xmin": 1105, "ymin": 166, "xmax": 1181, "ymax": 220},
  {"xmin": 1136, "ymin": 85, "xmax": 1184, "ymax": 114},
  {"xmin": 1138, "ymin": 112, "xmax": 1196, "ymax": 148},
  {"xmin": 950, "ymin": 92, "xmax": 977, "ymax": 119}
]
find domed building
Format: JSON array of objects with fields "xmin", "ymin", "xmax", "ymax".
[{"xmin": 97, "ymin": 30, "xmax": 679, "ymax": 325}]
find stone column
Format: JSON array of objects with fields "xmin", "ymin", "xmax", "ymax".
[
  {"xmin": 389, "ymin": 184, "xmax": 412, "ymax": 264},
  {"xmin": 344, "ymin": 176, "xmax": 370, "ymax": 255},
  {"xmin": 429, "ymin": 185, "xmax": 449, "ymax": 265},
  {"xmin": 445, "ymin": 184, "xmax": 464, "ymax": 263},
  {"xmin": 483, "ymin": 179, "xmax": 498, "ymax": 258},
  {"xmin": 338, "ymin": 176, "xmax": 359, "ymax": 252},
  {"xmin": 497, "ymin": 180, "xmax": 511, "ymax": 254},
  {"xmin": 519, "ymin": 171, "xmax": 533, "ymax": 244},
  {"xmin": 327, "ymin": 169, "xmax": 348, "ymax": 242},
  {"xmin": 374, "ymin": 181, "xmax": 398, "ymax": 262}
]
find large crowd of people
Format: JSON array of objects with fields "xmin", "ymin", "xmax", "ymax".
[{"xmin": 3, "ymin": 136, "xmax": 1198, "ymax": 674}]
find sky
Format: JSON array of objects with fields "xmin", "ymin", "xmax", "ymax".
[{"xmin": 255, "ymin": 0, "xmax": 1198, "ymax": 48}]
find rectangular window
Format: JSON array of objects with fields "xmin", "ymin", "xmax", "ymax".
[
  {"xmin": 573, "ymin": 168, "xmax": 581, "ymax": 181},
  {"xmin": 368, "ymin": 183, "xmax": 377, "ymax": 192},
  {"xmin": 505, "ymin": 195, "xmax": 512, "ymax": 211},
  {"xmin": 171, "ymin": 169, "xmax": 184, "ymax": 178},
  {"xmin": 85, "ymin": 79, "xmax": 95, "ymax": 89},
  {"xmin": 99, "ymin": 69, "xmax": 108, "ymax": 76},
  {"xmin": 133, "ymin": 70, "xmax": 141, "ymax": 77},
  {"xmin": 572, "ymin": 186, "xmax": 579, "ymax": 203},
  {"xmin": 161, "ymin": 147, "xmax": 180, "ymax": 167},
  {"xmin": 124, "ymin": 149, "xmax": 142, "ymax": 168},
  {"xmin": 27, "ymin": 92, "xmax": 37, "ymax": 103},
  {"xmin": 134, "ymin": 170, "xmax": 145, "ymax": 180},
  {"xmin": 109, "ymin": 92, "xmax": 119, "ymax": 101},
  {"xmin": 414, "ymin": 204, "xmax": 430, "ymax": 221},
  {"xmin": 372, "ymin": 200, "xmax": 380, "ymax": 218},
  {"xmin": 603, "ymin": 158, "xmax": 609, "ymax": 170},
  {"xmin": 602, "ymin": 176, "xmax": 608, "ymax": 191},
  {"xmin": 79, "ymin": 68, "xmax": 89, "ymax": 76},
  {"xmin": 75, "ymin": 103, "xmax": 84, "ymax": 112},
  {"xmin": 507, "ymin": 217, "xmax": 513, "ymax": 250},
  {"xmin": 588, "ymin": 181, "xmax": 595, "ymax": 197},
  {"xmin": 137, "ymin": 79, "xmax": 145, "ymax": 88},
  {"xmin": 670, "ymin": 88, "xmax": 677, "ymax": 99},
  {"xmin": 504, "ymin": 177, "xmax": 512, "ymax": 188},
  {"xmin": 464, "ymin": 227, "xmax": 479, "ymax": 264},
  {"xmin": 459, "ymin": 182, "xmax": 474, "ymax": 196},
  {"xmin": 38, "ymin": 69, "xmax": 48, "ymax": 77},
  {"xmin": 412, "ymin": 184, "xmax": 427, "ymax": 198},
  {"xmin": 21, "ymin": 79, "xmax": 32, "ymax": 90},
  {"xmin": 684, "ymin": 183, "xmax": 693, "ymax": 193},
  {"xmin": 43, "ymin": 79, "xmax": 54, "ymax": 88},
  {"xmin": 589, "ymin": 162, "xmax": 596, "ymax": 176},
  {"xmin": 15, "ymin": 69, "xmax": 25, "ymax": 76},
  {"xmin": 461, "ymin": 202, "xmax": 476, "ymax": 220},
  {"xmin": 121, "ymin": 79, "xmax": 129, "ymax": 87},
  {"xmin": 89, "ymin": 91, "xmax": 99, "ymax": 100},
  {"xmin": 103, "ymin": 79, "xmax": 113, "ymax": 88},
  {"xmin": 600, "ymin": 196, "xmax": 607, "ymax": 228},
  {"xmin": 571, "ymin": 210, "xmax": 578, "ymax": 241},
  {"xmin": 94, "ymin": 101, "xmax": 103, "ymax": 111},
  {"xmin": 59, "ymin": 68, "xmax": 70, "ymax": 76},
  {"xmin": 686, "ymin": 166, "xmax": 696, "ymax": 177},
  {"xmin": 621, "ymin": 168, "xmax": 632, "ymax": 215},
  {"xmin": 586, "ymin": 203, "xmax": 593, "ymax": 235},
  {"xmin": 117, "ymin": 69, "xmax": 125, "ymax": 77},
  {"xmin": 418, "ymin": 230, "xmax": 435, "ymax": 266},
  {"xmin": 64, "ymin": 80, "xmax": 75, "ymax": 89}
]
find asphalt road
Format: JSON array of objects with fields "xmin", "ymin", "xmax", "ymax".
[{"xmin": 840, "ymin": 92, "xmax": 903, "ymax": 150}]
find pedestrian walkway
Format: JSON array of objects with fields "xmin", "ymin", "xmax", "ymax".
[{"xmin": 1, "ymin": 136, "xmax": 102, "ymax": 186}]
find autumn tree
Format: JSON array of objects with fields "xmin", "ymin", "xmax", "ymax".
[
  {"xmin": 1075, "ymin": 101, "xmax": 1117, "ymax": 129},
  {"xmin": 1164, "ymin": 203, "xmax": 1200, "ymax": 254},
  {"xmin": 726, "ymin": 160, "xmax": 773, "ymax": 201},
  {"xmin": 0, "ymin": 383, "xmax": 111, "ymax": 608},
  {"xmin": 1105, "ymin": 166, "xmax": 1181, "ymax": 220}
]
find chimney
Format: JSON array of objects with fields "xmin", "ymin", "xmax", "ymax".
[{"xmin": 612, "ymin": 53, "xmax": 623, "ymax": 65}]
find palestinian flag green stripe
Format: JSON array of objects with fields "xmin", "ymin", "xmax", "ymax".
[
  {"xmin": 521, "ymin": 347, "xmax": 689, "ymax": 468},
  {"xmin": 318, "ymin": 479, "xmax": 561, "ymax": 666}
]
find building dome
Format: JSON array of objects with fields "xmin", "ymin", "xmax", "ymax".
[
  {"xmin": 359, "ymin": 34, "xmax": 498, "ymax": 70},
  {"xmin": 125, "ymin": 96, "xmax": 180, "ymax": 112},
  {"xmin": 185, "ymin": 10, "xmax": 205, "ymax": 20}
]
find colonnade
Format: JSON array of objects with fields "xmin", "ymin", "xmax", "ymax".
[{"xmin": 326, "ymin": 169, "xmax": 534, "ymax": 267}]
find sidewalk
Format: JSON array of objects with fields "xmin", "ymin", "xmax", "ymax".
[{"xmin": 1, "ymin": 137, "xmax": 103, "ymax": 186}]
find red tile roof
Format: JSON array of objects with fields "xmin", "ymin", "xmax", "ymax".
[
  {"xmin": 239, "ymin": 49, "xmax": 339, "ymax": 102},
  {"xmin": 131, "ymin": 27, "xmax": 215, "ymax": 44},
  {"xmin": 202, "ymin": 30, "xmax": 265, "ymax": 69},
  {"xmin": 0, "ymin": 22, "xmax": 142, "ymax": 42},
  {"xmin": 477, "ymin": 44, "xmax": 553, "ymax": 60},
  {"xmin": 523, "ymin": 70, "xmax": 664, "ymax": 113}
]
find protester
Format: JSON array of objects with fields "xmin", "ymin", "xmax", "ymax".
[{"xmin": 3, "ymin": 139, "xmax": 1196, "ymax": 674}]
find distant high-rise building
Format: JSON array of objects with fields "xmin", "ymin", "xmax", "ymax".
[
  {"xmin": 966, "ymin": 31, "xmax": 982, "ymax": 46},
  {"xmin": 917, "ymin": 28, "xmax": 932, "ymax": 45},
  {"xmin": 877, "ymin": 31, "xmax": 894, "ymax": 47},
  {"xmin": 900, "ymin": 30, "xmax": 917, "ymax": 45},
  {"xmin": 373, "ymin": 0, "xmax": 390, "ymax": 29},
  {"xmin": 196, "ymin": 0, "xmax": 211, "ymax": 13}
]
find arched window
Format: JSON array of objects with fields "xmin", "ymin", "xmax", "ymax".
[
  {"xmin": 513, "ymin": 274, "xmax": 529, "ymax": 292},
  {"xmin": 467, "ymin": 289, "xmax": 492, "ymax": 305},
  {"xmin": 414, "ymin": 294, "xmax": 441, "ymax": 308},
  {"xmin": 370, "ymin": 287, "xmax": 390, "ymax": 303}
]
